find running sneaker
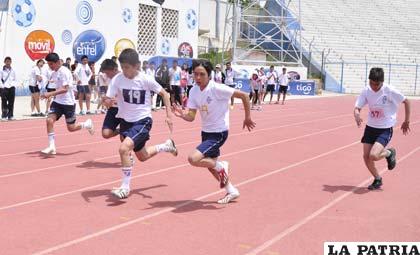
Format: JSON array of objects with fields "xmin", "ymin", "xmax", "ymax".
[
  {"xmin": 217, "ymin": 191, "xmax": 240, "ymax": 204},
  {"xmin": 386, "ymin": 148, "xmax": 396, "ymax": 170},
  {"xmin": 111, "ymin": 187, "xmax": 130, "ymax": 199},
  {"xmin": 41, "ymin": 146, "xmax": 57, "ymax": 155},
  {"xmin": 368, "ymin": 178, "xmax": 382, "ymax": 190}
]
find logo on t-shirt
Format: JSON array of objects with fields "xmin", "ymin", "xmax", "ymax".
[
  {"xmin": 206, "ymin": 96, "xmax": 212, "ymax": 104},
  {"xmin": 382, "ymin": 96, "xmax": 388, "ymax": 104}
]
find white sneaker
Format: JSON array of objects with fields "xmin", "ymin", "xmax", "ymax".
[
  {"xmin": 41, "ymin": 146, "xmax": 57, "ymax": 155},
  {"xmin": 84, "ymin": 119, "xmax": 95, "ymax": 135},
  {"xmin": 1, "ymin": 118, "xmax": 7, "ymax": 121},
  {"xmin": 111, "ymin": 187, "xmax": 130, "ymax": 199},
  {"xmin": 217, "ymin": 191, "xmax": 240, "ymax": 204},
  {"xmin": 165, "ymin": 139, "xmax": 178, "ymax": 156}
]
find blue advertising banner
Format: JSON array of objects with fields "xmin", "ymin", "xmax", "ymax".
[
  {"xmin": 233, "ymin": 79, "xmax": 315, "ymax": 96},
  {"xmin": 288, "ymin": 80, "xmax": 316, "ymax": 96}
]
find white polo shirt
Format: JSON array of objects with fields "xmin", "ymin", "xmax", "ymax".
[
  {"xmin": 225, "ymin": 68, "xmax": 235, "ymax": 86},
  {"xmin": 266, "ymin": 71, "xmax": 277, "ymax": 85},
  {"xmin": 278, "ymin": 73, "xmax": 290, "ymax": 86},
  {"xmin": 169, "ymin": 66, "xmax": 182, "ymax": 86},
  {"xmin": 75, "ymin": 64, "xmax": 92, "ymax": 85},
  {"xmin": 107, "ymin": 72, "xmax": 162, "ymax": 122},
  {"xmin": 29, "ymin": 66, "xmax": 42, "ymax": 87},
  {"xmin": 0, "ymin": 67, "xmax": 16, "ymax": 89},
  {"xmin": 355, "ymin": 84, "xmax": 406, "ymax": 129},
  {"xmin": 52, "ymin": 66, "xmax": 75, "ymax": 105},
  {"xmin": 187, "ymin": 80, "xmax": 235, "ymax": 132}
]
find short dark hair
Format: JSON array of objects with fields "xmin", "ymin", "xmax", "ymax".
[
  {"xmin": 4, "ymin": 56, "xmax": 11, "ymax": 62},
  {"xmin": 192, "ymin": 59, "xmax": 213, "ymax": 77},
  {"xmin": 81, "ymin": 55, "xmax": 88, "ymax": 61},
  {"xmin": 118, "ymin": 48, "xmax": 140, "ymax": 66},
  {"xmin": 100, "ymin": 59, "xmax": 118, "ymax": 71},
  {"xmin": 88, "ymin": 61, "xmax": 95, "ymax": 66},
  {"xmin": 45, "ymin": 53, "xmax": 60, "ymax": 63},
  {"xmin": 226, "ymin": 62, "xmax": 231, "ymax": 65},
  {"xmin": 36, "ymin": 59, "xmax": 45, "ymax": 65},
  {"xmin": 162, "ymin": 59, "xmax": 167, "ymax": 63},
  {"xmin": 66, "ymin": 57, "xmax": 71, "ymax": 61},
  {"xmin": 270, "ymin": 65, "xmax": 274, "ymax": 68},
  {"xmin": 368, "ymin": 67, "xmax": 384, "ymax": 82}
]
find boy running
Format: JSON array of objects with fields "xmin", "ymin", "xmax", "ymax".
[
  {"xmin": 41, "ymin": 53, "xmax": 94, "ymax": 155},
  {"xmin": 172, "ymin": 60, "xmax": 256, "ymax": 204},
  {"xmin": 354, "ymin": 67, "xmax": 411, "ymax": 190},
  {"xmin": 103, "ymin": 49, "xmax": 177, "ymax": 199}
]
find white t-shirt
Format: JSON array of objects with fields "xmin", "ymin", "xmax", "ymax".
[
  {"xmin": 187, "ymin": 80, "xmax": 235, "ymax": 132},
  {"xmin": 52, "ymin": 66, "xmax": 75, "ymax": 106},
  {"xmin": 75, "ymin": 64, "xmax": 92, "ymax": 85},
  {"xmin": 0, "ymin": 68, "xmax": 16, "ymax": 89},
  {"xmin": 278, "ymin": 72, "xmax": 290, "ymax": 86},
  {"xmin": 97, "ymin": 72, "xmax": 110, "ymax": 87},
  {"xmin": 225, "ymin": 68, "xmax": 236, "ymax": 86},
  {"xmin": 213, "ymin": 71, "xmax": 223, "ymax": 84},
  {"xmin": 107, "ymin": 72, "xmax": 162, "ymax": 122},
  {"xmin": 169, "ymin": 66, "xmax": 182, "ymax": 86},
  {"xmin": 355, "ymin": 85, "xmax": 406, "ymax": 129},
  {"xmin": 266, "ymin": 71, "xmax": 277, "ymax": 85},
  {"xmin": 30, "ymin": 66, "xmax": 42, "ymax": 87}
]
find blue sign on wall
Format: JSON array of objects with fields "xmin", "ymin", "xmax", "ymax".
[
  {"xmin": 72, "ymin": 30, "xmax": 106, "ymax": 62},
  {"xmin": 288, "ymin": 81, "xmax": 315, "ymax": 95},
  {"xmin": 233, "ymin": 79, "xmax": 315, "ymax": 96}
]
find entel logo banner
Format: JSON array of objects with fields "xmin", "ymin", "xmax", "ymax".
[
  {"xmin": 73, "ymin": 30, "xmax": 106, "ymax": 62},
  {"xmin": 24, "ymin": 30, "xmax": 55, "ymax": 61}
]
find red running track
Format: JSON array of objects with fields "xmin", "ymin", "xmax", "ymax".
[{"xmin": 0, "ymin": 96, "xmax": 419, "ymax": 255}]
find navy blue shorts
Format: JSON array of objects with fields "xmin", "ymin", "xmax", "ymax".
[
  {"xmin": 49, "ymin": 101, "xmax": 76, "ymax": 124},
  {"xmin": 29, "ymin": 86, "xmax": 40, "ymax": 94},
  {"xmin": 102, "ymin": 107, "xmax": 121, "ymax": 131},
  {"xmin": 266, "ymin": 84, "xmax": 275, "ymax": 92},
  {"xmin": 279, "ymin": 85, "xmax": 288, "ymax": 94},
  {"xmin": 77, "ymin": 85, "xmax": 91, "ymax": 94},
  {"xmin": 361, "ymin": 125, "xmax": 393, "ymax": 147},
  {"xmin": 99, "ymin": 86, "xmax": 108, "ymax": 94},
  {"xmin": 197, "ymin": 131, "xmax": 229, "ymax": 158},
  {"xmin": 120, "ymin": 117, "xmax": 153, "ymax": 152}
]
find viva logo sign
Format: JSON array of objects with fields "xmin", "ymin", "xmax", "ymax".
[
  {"xmin": 24, "ymin": 30, "xmax": 55, "ymax": 61},
  {"xmin": 72, "ymin": 30, "xmax": 106, "ymax": 62}
]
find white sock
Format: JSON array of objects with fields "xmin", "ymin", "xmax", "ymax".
[
  {"xmin": 225, "ymin": 182, "xmax": 238, "ymax": 194},
  {"xmin": 214, "ymin": 161, "xmax": 224, "ymax": 172},
  {"xmin": 48, "ymin": 133, "xmax": 55, "ymax": 147},
  {"xmin": 121, "ymin": 167, "xmax": 132, "ymax": 190}
]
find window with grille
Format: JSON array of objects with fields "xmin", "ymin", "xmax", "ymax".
[
  {"xmin": 138, "ymin": 4, "xmax": 157, "ymax": 56},
  {"xmin": 161, "ymin": 8, "xmax": 179, "ymax": 38}
]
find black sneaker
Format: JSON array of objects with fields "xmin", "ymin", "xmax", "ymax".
[
  {"xmin": 368, "ymin": 178, "xmax": 383, "ymax": 190},
  {"xmin": 386, "ymin": 148, "xmax": 396, "ymax": 170}
]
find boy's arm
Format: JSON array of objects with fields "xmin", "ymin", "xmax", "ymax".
[
  {"xmin": 353, "ymin": 107, "xmax": 363, "ymax": 127},
  {"xmin": 41, "ymin": 85, "xmax": 69, "ymax": 99},
  {"xmin": 159, "ymin": 89, "xmax": 174, "ymax": 132},
  {"xmin": 232, "ymin": 90, "xmax": 256, "ymax": 131},
  {"xmin": 172, "ymin": 105, "xmax": 197, "ymax": 122},
  {"xmin": 401, "ymin": 99, "xmax": 411, "ymax": 135}
]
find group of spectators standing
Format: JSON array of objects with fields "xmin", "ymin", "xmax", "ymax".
[{"xmin": 0, "ymin": 55, "xmax": 291, "ymax": 121}]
